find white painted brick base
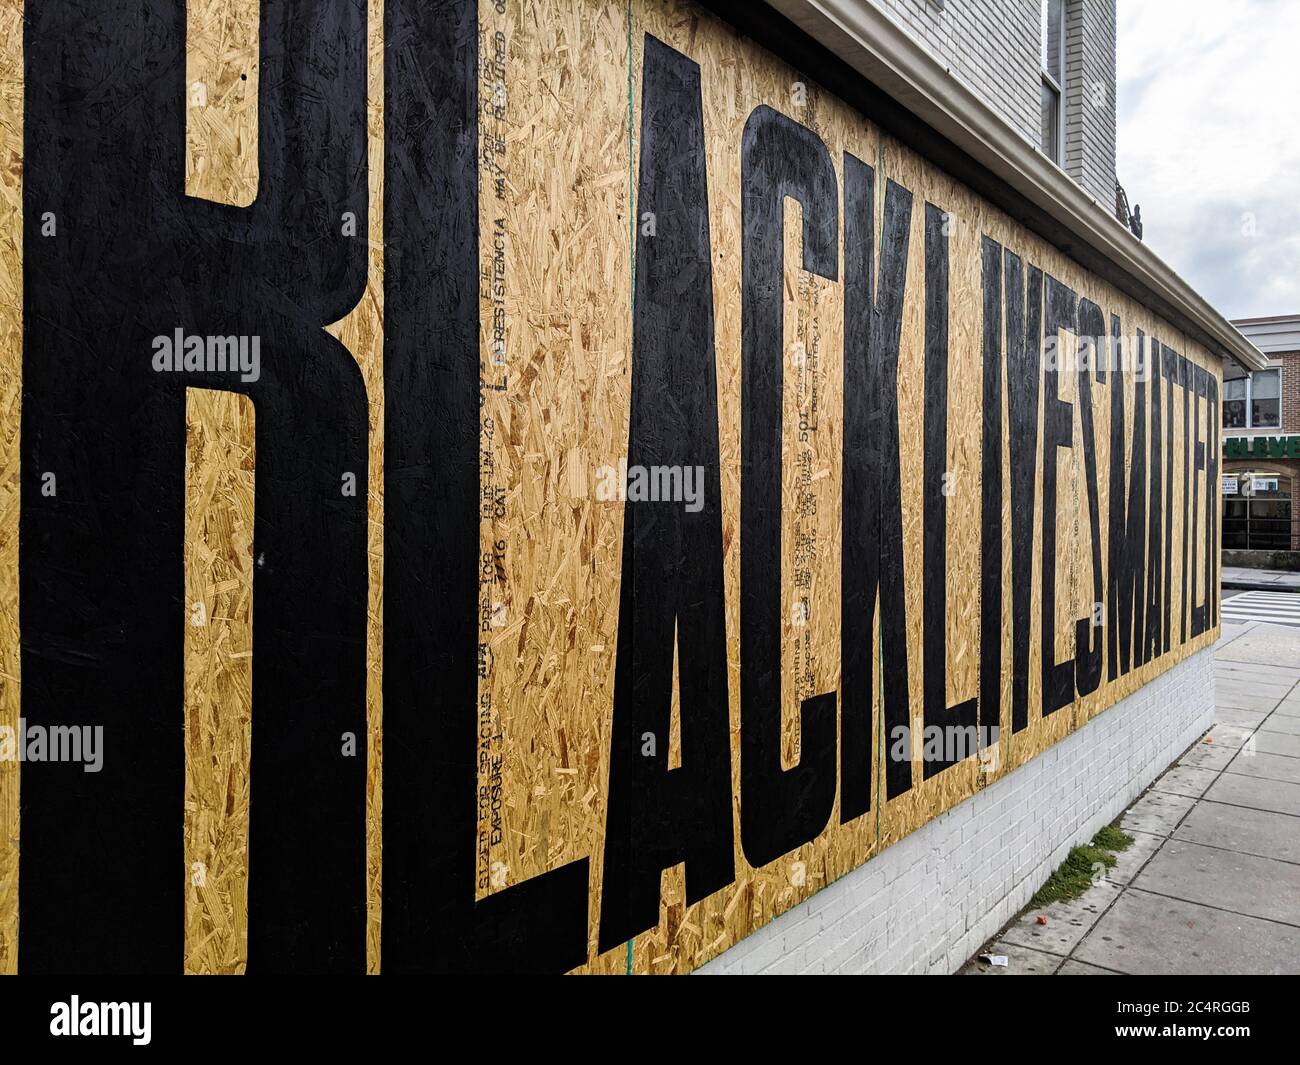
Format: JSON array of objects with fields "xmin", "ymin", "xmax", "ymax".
[{"xmin": 699, "ymin": 645, "xmax": 1215, "ymax": 975}]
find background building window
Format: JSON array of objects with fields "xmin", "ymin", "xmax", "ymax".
[
  {"xmin": 1252, "ymin": 367, "xmax": 1281, "ymax": 427},
  {"xmin": 1224, "ymin": 376, "xmax": 1247, "ymax": 427},
  {"xmin": 1223, "ymin": 472, "xmax": 1291, "ymax": 551},
  {"xmin": 1040, "ymin": 0, "xmax": 1065, "ymax": 164},
  {"xmin": 1223, "ymin": 367, "xmax": 1280, "ymax": 429}
]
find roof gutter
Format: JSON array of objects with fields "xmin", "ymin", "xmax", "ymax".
[{"xmin": 748, "ymin": 0, "xmax": 1269, "ymax": 373}]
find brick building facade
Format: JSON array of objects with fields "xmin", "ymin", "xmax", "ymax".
[{"xmin": 1223, "ymin": 316, "xmax": 1300, "ymax": 555}]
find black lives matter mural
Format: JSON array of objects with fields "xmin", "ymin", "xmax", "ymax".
[{"xmin": 6, "ymin": 0, "xmax": 1218, "ymax": 973}]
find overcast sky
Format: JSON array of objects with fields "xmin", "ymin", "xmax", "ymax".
[{"xmin": 1117, "ymin": 0, "xmax": 1300, "ymax": 320}]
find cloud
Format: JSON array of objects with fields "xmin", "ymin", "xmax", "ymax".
[{"xmin": 1117, "ymin": 0, "xmax": 1300, "ymax": 318}]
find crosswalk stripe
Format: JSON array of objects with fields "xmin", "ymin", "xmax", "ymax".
[
  {"xmin": 1221, "ymin": 612, "xmax": 1300, "ymax": 627},
  {"xmin": 1220, "ymin": 590, "xmax": 1300, "ymax": 628},
  {"xmin": 1227, "ymin": 590, "xmax": 1300, "ymax": 600},
  {"xmin": 1226, "ymin": 593, "xmax": 1300, "ymax": 601}
]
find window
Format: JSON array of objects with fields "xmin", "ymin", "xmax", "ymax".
[
  {"xmin": 1223, "ymin": 472, "xmax": 1291, "ymax": 551},
  {"xmin": 1252, "ymin": 367, "xmax": 1281, "ymax": 427},
  {"xmin": 1223, "ymin": 368, "xmax": 1281, "ymax": 429},
  {"xmin": 1223, "ymin": 377, "xmax": 1247, "ymax": 427},
  {"xmin": 1040, "ymin": 0, "xmax": 1065, "ymax": 165}
]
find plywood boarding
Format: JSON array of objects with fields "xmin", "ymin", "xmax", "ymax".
[
  {"xmin": 183, "ymin": 388, "xmax": 254, "ymax": 975},
  {"xmin": 0, "ymin": 0, "xmax": 19, "ymax": 979},
  {"xmin": 0, "ymin": 0, "xmax": 1220, "ymax": 975},
  {"xmin": 182, "ymin": 0, "xmax": 388, "ymax": 976},
  {"xmin": 481, "ymin": 0, "xmax": 1220, "ymax": 973},
  {"xmin": 185, "ymin": 0, "xmax": 259, "ymax": 206}
]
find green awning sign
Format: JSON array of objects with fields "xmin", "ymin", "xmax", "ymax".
[{"xmin": 1224, "ymin": 436, "xmax": 1300, "ymax": 460}]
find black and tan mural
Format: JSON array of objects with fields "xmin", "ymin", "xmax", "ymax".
[{"xmin": 0, "ymin": 0, "xmax": 1220, "ymax": 975}]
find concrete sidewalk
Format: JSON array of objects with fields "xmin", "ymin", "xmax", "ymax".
[
  {"xmin": 1222, "ymin": 566, "xmax": 1300, "ymax": 592},
  {"xmin": 962, "ymin": 618, "xmax": 1300, "ymax": 975}
]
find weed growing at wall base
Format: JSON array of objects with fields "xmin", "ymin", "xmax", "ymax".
[{"xmin": 1030, "ymin": 823, "xmax": 1134, "ymax": 905}]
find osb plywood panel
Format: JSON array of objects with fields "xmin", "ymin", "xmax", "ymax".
[
  {"xmin": 475, "ymin": 0, "xmax": 631, "ymax": 948},
  {"xmin": 185, "ymin": 0, "xmax": 259, "ymax": 206},
  {"xmin": 0, "ymin": 0, "xmax": 1221, "ymax": 975},
  {"xmin": 327, "ymin": 0, "xmax": 388, "ymax": 979},
  {"xmin": 0, "ymin": 0, "xmax": 18, "ymax": 979},
  {"xmin": 183, "ymin": 388, "xmax": 254, "ymax": 975},
  {"xmin": 486, "ymin": 0, "xmax": 1220, "ymax": 974}
]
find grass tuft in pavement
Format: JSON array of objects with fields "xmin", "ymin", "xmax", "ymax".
[
  {"xmin": 1030, "ymin": 824, "xmax": 1134, "ymax": 907},
  {"xmin": 1092, "ymin": 823, "xmax": 1134, "ymax": 852}
]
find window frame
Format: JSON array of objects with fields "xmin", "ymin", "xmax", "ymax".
[
  {"xmin": 1039, "ymin": 0, "xmax": 1066, "ymax": 166},
  {"xmin": 1224, "ymin": 366, "xmax": 1282, "ymax": 430}
]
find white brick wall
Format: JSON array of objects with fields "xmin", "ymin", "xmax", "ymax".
[
  {"xmin": 868, "ymin": 0, "xmax": 1043, "ymax": 146},
  {"xmin": 698, "ymin": 645, "xmax": 1214, "ymax": 974}
]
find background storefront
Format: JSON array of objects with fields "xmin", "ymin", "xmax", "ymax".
[
  {"xmin": 1224, "ymin": 316, "xmax": 1300, "ymax": 562},
  {"xmin": 1222, "ymin": 466, "xmax": 1294, "ymax": 551}
]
